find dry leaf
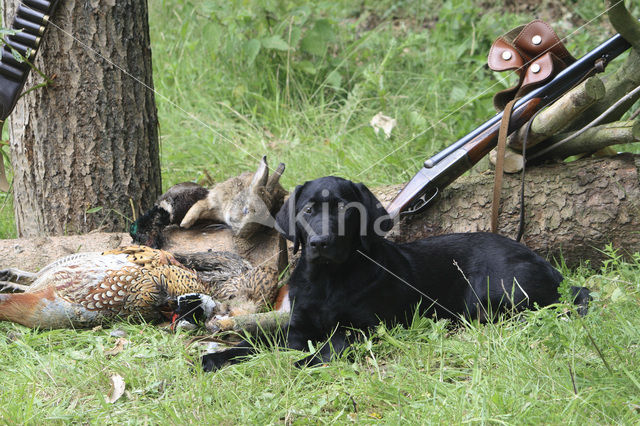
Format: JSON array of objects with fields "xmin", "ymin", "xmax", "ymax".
[
  {"xmin": 109, "ymin": 328, "xmax": 127, "ymax": 338},
  {"xmin": 370, "ymin": 112, "xmax": 397, "ymax": 139},
  {"xmin": 106, "ymin": 374, "xmax": 126, "ymax": 404},
  {"xmin": 104, "ymin": 338, "xmax": 129, "ymax": 357}
]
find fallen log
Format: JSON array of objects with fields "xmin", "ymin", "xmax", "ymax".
[
  {"xmin": 375, "ymin": 153, "xmax": 640, "ymax": 268},
  {"xmin": 1, "ymin": 154, "xmax": 638, "ymax": 270}
]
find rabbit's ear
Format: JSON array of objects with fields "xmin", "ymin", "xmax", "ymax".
[
  {"xmin": 266, "ymin": 162, "xmax": 285, "ymax": 191},
  {"xmin": 275, "ymin": 184, "xmax": 304, "ymax": 254},
  {"xmin": 250, "ymin": 156, "xmax": 269, "ymax": 190}
]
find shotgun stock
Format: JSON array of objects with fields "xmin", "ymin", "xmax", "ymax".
[{"xmin": 387, "ymin": 31, "xmax": 632, "ymax": 219}]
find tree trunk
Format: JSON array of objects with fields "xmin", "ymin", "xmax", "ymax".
[
  {"xmin": 2, "ymin": 0, "xmax": 161, "ymax": 237},
  {"xmin": 374, "ymin": 154, "xmax": 640, "ymax": 267}
]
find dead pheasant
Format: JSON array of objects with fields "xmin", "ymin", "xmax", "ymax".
[{"xmin": 0, "ymin": 246, "xmax": 280, "ymax": 329}]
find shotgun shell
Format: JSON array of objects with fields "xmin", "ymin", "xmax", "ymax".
[
  {"xmin": 14, "ymin": 16, "xmax": 45, "ymax": 35},
  {"xmin": 2, "ymin": 49, "xmax": 30, "ymax": 69},
  {"xmin": 8, "ymin": 31, "xmax": 41, "ymax": 49},
  {"xmin": 3, "ymin": 39, "xmax": 35, "ymax": 60},
  {"xmin": 23, "ymin": 0, "xmax": 52, "ymax": 13},
  {"xmin": 0, "ymin": 61, "xmax": 25, "ymax": 80},
  {"xmin": 17, "ymin": 5, "xmax": 49, "ymax": 26}
]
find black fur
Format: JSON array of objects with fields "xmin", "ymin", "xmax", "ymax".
[
  {"xmin": 202, "ymin": 176, "xmax": 590, "ymax": 371},
  {"xmin": 130, "ymin": 182, "xmax": 208, "ymax": 248},
  {"xmin": 130, "ymin": 206, "xmax": 170, "ymax": 249}
]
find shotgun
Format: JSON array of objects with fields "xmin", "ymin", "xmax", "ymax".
[
  {"xmin": 0, "ymin": 0, "xmax": 61, "ymax": 190},
  {"xmin": 386, "ymin": 31, "xmax": 632, "ymax": 219}
]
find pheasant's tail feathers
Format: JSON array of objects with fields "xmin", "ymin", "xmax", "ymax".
[{"xmin": 0, "ymin": 291, "xmax": 46, "ymax": 328}]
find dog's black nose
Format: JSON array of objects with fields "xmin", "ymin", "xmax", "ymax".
[{"xmin": 309, "ymin": 235, "xmax": 330, "ymax": 249}]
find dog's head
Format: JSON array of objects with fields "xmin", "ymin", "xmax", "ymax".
[{"xmin": 275, "ymin": 176, "xmax": 393, "ymax": 264}]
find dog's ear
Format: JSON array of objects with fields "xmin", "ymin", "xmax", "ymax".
[
  {"xmin": 275, "ymin": 184, "xmax": 305, "ymax": 254},
  {"xmin": 353, "ymin": 182, "xmax": 393, "ymax": 246}
]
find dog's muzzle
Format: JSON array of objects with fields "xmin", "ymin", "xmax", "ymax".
[{"xmin": 306, "ymin": 234, "xmax": 348, "ymax": 264}]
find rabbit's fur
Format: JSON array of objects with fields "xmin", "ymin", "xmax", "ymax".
[
  {"xmin": 180, "ymin": 156, "xmax": 287, "ymax": 238},
  {"xmin": 131, "ymin": 156, "xmax": 287, "ymax": 248}
]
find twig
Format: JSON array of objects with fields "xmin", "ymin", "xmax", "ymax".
[
  {"xmin": 568, "ymin": 362, "xmax": 578, "ymax": 395},
  {"xmin": 530, "ymin": 84, "xmax": 640, "ymax": 160},
  {"xmin": 540, "ymin": 120, "xmax": 639, "ymax": 159}
]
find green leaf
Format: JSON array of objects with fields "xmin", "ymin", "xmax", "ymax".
[
  {"xmin": 288, "ymin": 26, "xmax": 302, "ymax": 49},
  {"xmin": 10, "ymin": 48, "xmax": 26, "ymax": 63},
  {"xmin": 245, "ymin": 39, "xmax": 261, "ymax": 65},
  {"xmin": 296, "ymin": 60, "xmax": 317, "ymax": 75},
  {"xmin": 611, "ymin": 287, "xmax": 625, "ymax": 302},
  {"xmin": 326, "ymin": 70, "xmax": 342, "ymax": 89},
  {"xmin": 261, "ymin": 35, "xmax": 289, "ymax": 51},
  {"xmin": 86, "ymin": 206, "xmax": 103, "ymax": 214},
  {"xmin": 300, "ymin": 34, "xmax": 327, "ymax": 56},
  {"xmin": 450, "ymin": 86, "xmax": 467, "ymax": 102},
  {"xmin": 291, "ymin": 5, "xmax": 311, "ymax": 26},
  {"xmin": 300, "ymin": 19, "xmax": 336, "ymax": 56},
  {"xmin": 312, "ymin": 19, "xmax": 336, "ymax": 42}
]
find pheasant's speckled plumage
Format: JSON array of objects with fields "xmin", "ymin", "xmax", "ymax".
[
  {"xmin": 0, "ymin": 246, "xmax": 208, "ymax": 329},
  {"xmin": 1, "ymin": 246, "xmax": 282, "ymax": 329}
]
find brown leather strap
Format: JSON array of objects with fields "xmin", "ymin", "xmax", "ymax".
[{"xmin": 491, "ymin": 98, "xmax": 517, "ymax": 234}]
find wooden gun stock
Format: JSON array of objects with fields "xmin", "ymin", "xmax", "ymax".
[{"xmin": 387, "ymin": 31, "xmax": 631, "ymax": 219}]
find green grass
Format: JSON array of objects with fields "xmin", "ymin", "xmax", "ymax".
[
  {"xmin": 1, "ymin": 251, "xmax": 639, "ymax": 423},
  {"xmin": 2, "ymin": 0, "xmax": 640, "ymax": 422}
]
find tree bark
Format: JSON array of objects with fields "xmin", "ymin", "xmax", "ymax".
[
  {"xmin": 375, "ymin": 154, "xmax": 640, "ymax": 267},
  {"xmin": 2, "ymin": 0, "xmax": 161, "ymax": 237}
]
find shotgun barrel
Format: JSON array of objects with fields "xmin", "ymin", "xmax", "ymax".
[{"xmin": 387, "ymin": 32, "xmax": 632, "ymax": 219}]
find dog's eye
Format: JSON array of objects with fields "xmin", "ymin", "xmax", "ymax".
[{"xmin": 303, "ymin": 204, "xmax": 313, "ymax": 214}]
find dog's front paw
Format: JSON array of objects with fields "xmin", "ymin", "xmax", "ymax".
[
  {"xmin": 201, "ymin": 346, "xmax": 252, "ymax": 372},
  {"xmin": 201, "ymin": 351, "xmax": 235, "ymax": 372}
]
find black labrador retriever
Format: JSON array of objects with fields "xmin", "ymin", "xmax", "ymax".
[{"xmin": 201, "ymin": 176, "xmax": 590, "ymax": 371}]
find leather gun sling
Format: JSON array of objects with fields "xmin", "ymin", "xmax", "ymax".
[
  {"xmin": 488, "ymin": 20, "xmax": 575, "ymax": 235},
  {"xmin": 490, "ymin": 98, "xmax": 517, "ymax": 234}
]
